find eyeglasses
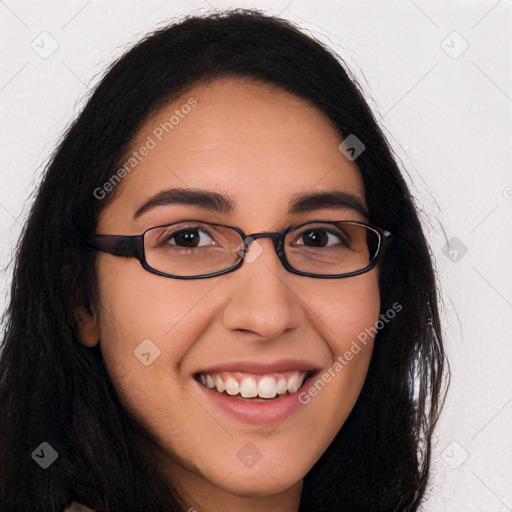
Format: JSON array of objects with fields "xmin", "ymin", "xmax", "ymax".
[{"xmin": 84, "ymin": 219, "xmax": 393, "ymax": 279}]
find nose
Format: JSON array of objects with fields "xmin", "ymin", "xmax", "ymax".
[{"xmin": 222, "ymin": 238, "xmax": 304, "ymax": 339}]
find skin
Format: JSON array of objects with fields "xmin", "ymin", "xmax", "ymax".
[{"xmin": 76, "ymin": 77, "xmax": 381, "ymax": 512}]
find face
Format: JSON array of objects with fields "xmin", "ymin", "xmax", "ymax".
[{"xmin": 78, "ymin": 77, "xmax": 381, "ymax": 510}]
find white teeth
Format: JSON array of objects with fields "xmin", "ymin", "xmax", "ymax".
[
  {"xmin": 276, "ymin": 377, "xmax": 287, "ymax": 395},
  {"xmin": 240, "ymin": 377, "xmax": 258, "ymax": 398},
  {"xmin": 258, "ymin": 376, "xmax": 277, "ymax": 398},
  {"xmin": 224, "ymin": 376, "xmax": 239, "ymax": 396},
  {"xmin": 214, "ymin": 375, "xmax": 225, "ymax": 393},
  {"xmin": 199, "ymin": 370, "xmax": 309, "ymax": 398},
  {"xmin": 287, "ymin": 374, "xmax": 302, "ymax": 393}
]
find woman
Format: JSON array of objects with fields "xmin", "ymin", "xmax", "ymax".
[{"xmin": 0, "ymin": 9, "xmax": 447, "ymax": 512}]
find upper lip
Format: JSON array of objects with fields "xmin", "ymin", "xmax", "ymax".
[{"xmin": 195, "ymin": 358, "xmax": 323, "ymax": 375}]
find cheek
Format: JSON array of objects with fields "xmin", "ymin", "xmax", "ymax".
[
  {"xmin": 95, "ymin": 255, "xmax": 218, "ymax": 346},
  {"xmin": 93, "ymin": 258, "xmax": 218, "ymax": 404},
  {"xmin": 305, "ymin": 272, "xmax": 381, "ymax": 349},
  {"xmin": 298, "ymin": 274, "xmax": 380, "ymax": 420}
]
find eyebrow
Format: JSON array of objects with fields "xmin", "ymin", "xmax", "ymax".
[{"xmin": 133, "ymin": 187, "xmax": 369, "ymax": 219}]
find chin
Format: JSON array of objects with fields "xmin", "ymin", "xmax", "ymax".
[{"xmin": 213, "ymin": 469, "xmax": 302, "ymax": 498}]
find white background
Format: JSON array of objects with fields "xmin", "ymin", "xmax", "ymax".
[{"xmin": 1, "ymin": 1, "xmax": 511, "ymax": 510}]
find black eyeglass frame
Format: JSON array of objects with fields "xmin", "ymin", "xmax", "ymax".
[{"xmin": 84, "ymin": 219, "xmax": 393, "ymax": 280}]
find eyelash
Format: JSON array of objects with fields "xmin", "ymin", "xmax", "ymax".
[
  {"xmin": 156, "ymin": 224, "xmax": 350, "ymax": 250},
  {"xmin": 156, "ymin": 225, "xmax": 215, "ymax": 247}
]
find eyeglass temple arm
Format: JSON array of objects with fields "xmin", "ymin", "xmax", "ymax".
[
  {"xmin": 378, "ymin": 229, "xmax": 394, "ymax": 257},
  {"xmin": 85, "ymin": 234, "xmax": 143, "ymax": 258}
]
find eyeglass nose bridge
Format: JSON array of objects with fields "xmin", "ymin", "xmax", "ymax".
[{"xmin": 239, "ymin": 231, "xmax": 285, "ymax": 259}]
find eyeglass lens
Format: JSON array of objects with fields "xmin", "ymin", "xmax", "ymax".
[{"xmin": 143, "ymin": 221, "xmax": 380, "ymax": 277}]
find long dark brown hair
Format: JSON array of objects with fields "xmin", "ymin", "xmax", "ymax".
[{"xmin": 0, "ymin": 9, "xmax": 447, "ymax": 512}]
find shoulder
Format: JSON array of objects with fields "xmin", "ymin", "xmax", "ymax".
[{"xmin": 63, "ymin": 501, "xmax": 96, "ymax": 512}]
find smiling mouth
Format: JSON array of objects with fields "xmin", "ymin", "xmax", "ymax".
[{"xmin": 195, "ymin": 370, "xmax": 315, "ymax": 400}]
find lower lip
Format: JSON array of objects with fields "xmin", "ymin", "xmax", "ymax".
[{"xmin": 196, "ymin": 375, "xmax": 315, "ymax": 426}]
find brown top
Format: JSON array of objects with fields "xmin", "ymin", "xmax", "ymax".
[{"xmin": 63, "ymin": 500, "xmax": 96, "ymax": 512}]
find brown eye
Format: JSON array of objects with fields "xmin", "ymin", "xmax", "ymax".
[
  {"xmin": 297, "ymin": 228, "xmax": 350, "ymax": 248},
  {"xmin": 172, "ymin": 229, "xmax": 202, "ymax": 247},
  {"xmin": 155, "ymin": 226, "xmax": 216, "ymax": 249}
]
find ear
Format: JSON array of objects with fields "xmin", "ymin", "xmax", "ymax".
[{"xmin": 74, "ymin": 306, "xmax": 100, "ymax": 347}]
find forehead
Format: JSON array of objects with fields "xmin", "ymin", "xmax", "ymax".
[{"xmin": 98, "ymin": 77, "xmax": 366, "ymax": 230}]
